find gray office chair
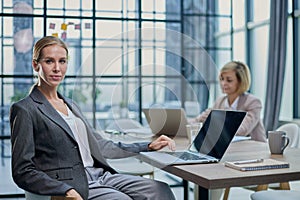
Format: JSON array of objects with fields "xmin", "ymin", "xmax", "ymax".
[
  {"xmin": 106, "ymin": 118, "xmax": 144, "ymax": 131},
  {"xmin": 277, "ymin": 123, "xmax": 299, "ymax": 148},
  {"xmin": 25, "ymin": 191, "xmax": 76, "ymax": 200},
  {"xmin": 105, "ymin": 119, "xmax": 155, "ymax": 179},
  {"xmin": 250, "ymin": 190, "xmax": 300, "ymax": 200},
  {"xmin": 25, "ymin": 191, "xmax": 51, "ymax": 200},
  {"xmin": 107, "ymin": 156, "xmax": 154, "ymax": 179}
]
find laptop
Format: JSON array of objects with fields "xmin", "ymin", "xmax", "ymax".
[
  {"xmin": 140, "ymin": 110, "xmax": 246, "ymax": 165},
  {"xmin": 142, "ymin": 108, "xmax": 189, "ymax": 138}
]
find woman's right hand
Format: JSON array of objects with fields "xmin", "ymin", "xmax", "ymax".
[{"xmin": 66, "ymin": 189, "xmax": 83, "ymax": 200}]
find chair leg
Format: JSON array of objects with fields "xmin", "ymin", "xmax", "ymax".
[
  {"xmin": 223, "ymin": 188, "xmax": 230, "ymax": 200},
  {"xmin": 256, "ymin": 184, "xmax": 268, "ymax": 191},
  {"xmin": 279, "ymin": 182, "xmax": 290, "ymax": 190}
]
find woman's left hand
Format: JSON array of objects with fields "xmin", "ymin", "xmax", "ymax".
[{"xmin": 148, "ymin": 135, "xmax": 176, "ymax": 151}]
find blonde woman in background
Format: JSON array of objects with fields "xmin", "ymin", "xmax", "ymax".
[{"xmin": 194, "ymin": 61, "xmax": 267, "ymax": 142}]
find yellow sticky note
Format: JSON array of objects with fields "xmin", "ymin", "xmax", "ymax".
[
  {"xmin": 52, "ymin": 33, "xmax": 59, "ymax": 37},
  {"xmin": 61, "ymin": 23, "xmax": 67, "ymax": 31}
]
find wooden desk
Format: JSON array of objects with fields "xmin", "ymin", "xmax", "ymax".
[{"xmin": 140, "ymin": 140, "xmax": 300, "ymax": 200}]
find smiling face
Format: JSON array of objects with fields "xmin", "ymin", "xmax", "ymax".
[
  {"xmin": 33, "ymin": 44, "xmax": 68, "ymax": 89},
  {"xmin": 219, "ymin": 69, "xmax": 240, "ymax": 96}
]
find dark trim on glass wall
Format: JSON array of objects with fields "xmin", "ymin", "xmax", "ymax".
[
  {"xmin": 230, "ymin": 0, "xmax": 233, "ymax": 61},
  {"xmin": 0, "ymin": 0, "xmax": 4, "ymax": 165},
  {"xmin": 293, "ymin": 0, "xmax": 299, "ymax": 118},
  {"xmin": 43, "ymin": 0, "xmax": 47, "ymax": 34},
  {"xmin": 138, "ymin": 0, "xmax": 142, "ymax": 123},
  {"xmin": 0, "ymin": 13, "xmax": 181, "ymax": 24},
  {"xmin": 246, "ymin": 0, "xmax": 253, "ymax": 72},
  {"xmin": 92, "ymin": 0, "xmax": 97, "ymax": 127},
  {"xmin": 180, "ymin": 0, "xmax": 185, "ymax": 109},
  {"xmin": 246, "ymin": 0, "xmax": 254, "ymax": 92}
]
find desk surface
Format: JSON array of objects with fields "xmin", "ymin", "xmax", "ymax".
[{"xmin": 140, "ymin": 140, "xmax": 300, "ymax": 189}]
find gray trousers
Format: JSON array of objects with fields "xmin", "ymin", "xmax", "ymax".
[{"xmin": 85, "ymin": 167, "xmax": 175, "ymax": 200}]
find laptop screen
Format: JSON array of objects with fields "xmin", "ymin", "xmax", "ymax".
[
  {"xmin": 189, "ymin": 110, "xmax": 246, "ymax": 160},
  {"xmin": 142, "ymin": 108, "xmax": 188, "ymax": 137}
]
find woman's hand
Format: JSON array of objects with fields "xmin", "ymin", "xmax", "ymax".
[
  {"xmin": 148, "ymin": 135, "xmax": 176, "ymax": 151},
  {"xmin": 66, "ymin": 189, "xmax": 83, "ymax": 200}
]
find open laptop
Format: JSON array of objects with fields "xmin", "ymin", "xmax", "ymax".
[
  {"xmin": 142, "ymin": 108, "xmax": 188, "ymax": 138},
  {"xmin": 140, "ymin": 110, "xmax": 246, "ymax": 165}
]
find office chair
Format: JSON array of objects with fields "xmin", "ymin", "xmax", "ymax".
[
  {"xmin": 105, "ymin": 119, "xmax": 155, "ymax": 179},
  {"xmin": 106, "ymin": 156, "xmax": 154, "ymax": 179},
  {"xmin": 250, "ymin": 190, "xmax": 300, "ymax": 200},
  {"xmin": 277, "ymin": 123, "xmax": 299, "ymax": 148},
  {"xmin": 25, "ymin": 191, "xmax": 76, "ymax": 200}
]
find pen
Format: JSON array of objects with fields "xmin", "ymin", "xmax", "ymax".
[{"xmin": 233, "ymin": 158, "xmax": 264, "ymax": 165}]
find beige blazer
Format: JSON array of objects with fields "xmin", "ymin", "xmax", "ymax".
[{"xmin": 196, "ymin": 93, "xmax": 267, "ymax": 142}]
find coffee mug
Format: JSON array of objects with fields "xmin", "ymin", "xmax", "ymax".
[{"xmin": 268, "ymin": 131, "xmax": 290, "ymax": 154}]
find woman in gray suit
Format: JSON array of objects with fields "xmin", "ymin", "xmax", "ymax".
[
  {"xmin": 193, "ymin": 61, "xmax": 267, "ymax": 142},
  {"xmin": 10, "ymin": 36, "xmax": 176, "ymax": 200}
]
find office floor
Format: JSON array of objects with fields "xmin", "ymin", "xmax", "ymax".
[{"xmin": 1, "ymin": 158, "xmax": 300, "ymax": 200}]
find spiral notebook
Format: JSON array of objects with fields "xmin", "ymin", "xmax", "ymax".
[{"xmin": 225, "ymin": 158, "xmax": 290, "ymax": 171}]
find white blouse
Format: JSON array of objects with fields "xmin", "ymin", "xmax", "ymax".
[
  {"xmin": 224, "ymin": 96, "xmax": 239, "ymax": 110},
  {"xmin": 57, "ymin": 106, "xmax": 94, "ymax": 167}
]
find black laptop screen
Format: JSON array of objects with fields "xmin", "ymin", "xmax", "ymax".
[{"xmin": 189, "ymin": 110, "xmax": 246, "ymax": 160}]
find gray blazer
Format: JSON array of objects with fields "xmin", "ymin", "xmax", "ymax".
[{"xmin": 10, "ymin": 86, "xmax": 149, "ymax": 200}]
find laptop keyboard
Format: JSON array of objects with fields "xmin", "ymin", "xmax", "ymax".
[{"xmin": 166, "ymin": 151, "xmax": 208, "ymax": 161}]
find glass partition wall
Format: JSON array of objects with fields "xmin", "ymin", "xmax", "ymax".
[
  {"xmin": 0, "ymin": 0, "xmax": 232, "ymax": 197},
  {"xmin": 0, "ymin": 0, "xmax": 232, "ymax": 129}
]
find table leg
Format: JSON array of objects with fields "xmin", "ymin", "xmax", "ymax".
[
  {"xmin": 197, "ymin": 186, "xmax": 209, "ymax": 200},
  {"xmin": 183, "ymin": 180, "xmax": 189, "ymax": 200}
]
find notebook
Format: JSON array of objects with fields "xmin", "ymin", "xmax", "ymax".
[
  {"xmin": 140, "ymin": 110, "xmax": 246, "ymax": 165},
  {"xmin": 225, "ymin": 158, "xmax": 290, "ymax": 171},
  {"xmin": 142, "ymin": 108, "xmax": 189, "ymax": 138}
]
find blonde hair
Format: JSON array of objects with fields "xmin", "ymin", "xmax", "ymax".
[
  {"xmin": 32, "ymin": 36, "xmax": 68, "ymax": 62},
  {"xmin": 220, "ymin": 61, "xmax": 251, "ymax": 94}
]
